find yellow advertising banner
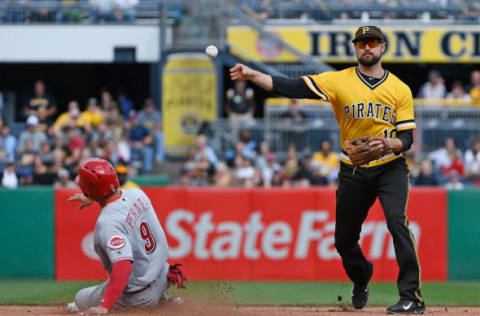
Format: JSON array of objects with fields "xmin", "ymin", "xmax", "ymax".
[
  {"xmin": 227, "ymin": 25, "xmax": 480, "ymax": 63},
  {"xmin": 162, "ymin": 53, "xmax": 217, "ymax": 155}
]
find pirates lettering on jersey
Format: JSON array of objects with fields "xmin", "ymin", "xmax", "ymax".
[{"xmin": 344, "ymin": 102, "xmax": 395, "ymax": 124}]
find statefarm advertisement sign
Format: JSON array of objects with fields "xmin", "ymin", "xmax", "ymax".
[{"xmin": 55, "ymin": 187, "xmax": 447, "ymax": 281}]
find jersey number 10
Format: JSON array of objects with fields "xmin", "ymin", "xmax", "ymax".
[{"xmin": 140, "ymin": 222, "xmax": 156, "ymax": 254}]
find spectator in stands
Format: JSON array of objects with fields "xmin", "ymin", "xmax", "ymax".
[
  {"xmin": 116, "ymin": 164, "xmax": 140, "ymax": 189},
  {"xmin": 38, "ymin": 141, "xmax": 54, "ymax": 166},
  {"xmin": 65, "ymin": 126, "xmax": 85, "ymax": 166},
  {"xmin": 238, "ymin": 129, "xmax": 257, "ymax": 159},
  {"xmin": 100, "ymin": 90, "xmax": 116, "ymax": 112},
  {"xmin": 417, "ymin": 70, "xmax": 446, "ymax": 99},
  {"xmin": 280, "ymin": 99, "xmax": 309, "ymax": 151},
  {"xmin": 56, "ymin": 0, "xmax": 83, "ymax": 23},
  {"xmin": 117, "ymin": 90, "xmax": 133, "ymax": 119},
  {"xmin": 460, "ymin": 1, "xmax": 480, "ymax": 22},
  {"xmin": 412, "ymin": 159, "xmax": 439, "ymax": 186},
  {"xmin": 179, "ymin": 161, "xmax": 196, "ymax": 187},
  {"xmin": 292, "ymin": 152, "xmax": 321, "ymax": 187},
  {"xmin": 312, "ymin": 140, "xmax": 339, "ymax": 184},
  {"xmin": 445, "ymin": 170, "xmax": 464, "ymax": 190},
  {"xmin": 24, "ymin": 80, "xmax": 56, "ymax": 120},
  {"xmin": 4, "ymin": 0, "xmax": 26, "ymax": 23},
  {"xmin": 17, "ymin": 115, "xmax": 47, "ymax": 155},
  {"xmin": 282, "ymin": 0, "xmax": 304, "ymax": 19},
  {"xmin": 242, "ymin": 0, "xmax": 273, "ymax": 22},
  {"xmin": 281, "ymin": 99, "xmax": 308, "ymax": 122},
  {"xmin": 226, "ymin": 140, "xmax": 256, "ymax": 168},
  {"xmin": 281, "ymin": 144, "xmax": 300, "ymax": 186},
  {"xmin": 137, "ymin": 98, "xmax": 165, "ymax": 163},
  {"xmin": 17, "ymin": 139, "xmax": 36, "ymax": 185},
  {"xmin": 261, "ymin": 152, "xmax": 281, "ymax": 188},
  {"xmin": 82, "ymin": 98, "xmax": 104, "ymax": 129},
  {"xmin": 101, "ymin": 138, "xmax": 120, "ymax": 166},
  {"xmin": 194, "ymin": 134, "xmax": 218, "ymax": 169},
  {"xmin": 51, "ymin": 151, "xmax": 66, "ymax": 175},
  {"xmin": 54, "ymin": 168, "xmax": 76, "ymax": 188},
  {"xmin": 89, "ymin": 0, "xmax": 117, "ymax": 22},
  {"xmin": 428, "ymin": 136, "xmax": 462, "ymax": 172},
  {"xmin": 115, "ymin": 0, "xmax": 138, "ymax": 22},
  {"xmin": 234, "ymin": 155, "xmax": 256, "ymax": 187},
  {"xmin": 104, "ymin": 103, "xmax": 124, "ymax": 139},
  {"xmin": 464, "ymin": 138, "xmax": 480, "ymax": 185},
  {"xmin": 36, "ymin": 107, "xmax": 53, "ymax": 133},
  {"xmin": 469, "ymin": 70, "xmax": 480, "ymax": 103},
  {"xmin": 33, "ymin": 157, "xmax": 55, "ymax": 185},
  {"xmin": 128, "ymin": 111, "xmax": 154, "ymax": 174},
  {"xmin": 116, "ymin": 129, "xmax": 131, "ymax": 164},
  {"xmin": 446, "ymin": 81, "xmax": 471, "ymax": 101},
  {"xmin": 54, "ymin": 100, "xmax": 89, "ymax": 132},
  {"xmin": 310, "ymin": 0, "xmax": 332, "ymax": 21},
  {"xmin": 214, "ymin": 161, "xmax": 232, "ymax": 187},
  {"xmin": 255, "ymin": 140, "xmax": 271, "ymax": 171},
  {"xmin": 441, "ymin": 150, "xmax": 464, "ymax": 180},
  {"xmin": 30, "ymin": 0, "xmax": 56, "ymax": 22},
  {"xmin": 225, "ymin": 80, "xmax": 255, "ymax": 136},
  {"xmin": 1, "ymin": 161, "xmax": 18, "ymax": 189},
  {"xmin": 0, "ymin": 124, "xmax": 17, "ymax": 164}
]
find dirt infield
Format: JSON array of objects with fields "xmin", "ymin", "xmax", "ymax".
[{"xmin": 2, "ymin": 304, "xmax": 480, "ymax": 316}]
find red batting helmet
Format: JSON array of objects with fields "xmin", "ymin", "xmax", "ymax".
[{"xmin": 76, "ymin": 158, "xmax": 119, "ymax": 201}]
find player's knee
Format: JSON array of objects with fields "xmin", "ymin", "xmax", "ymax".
[
  {"xmin": 385, "ymin": 212, "xmax": 406, "ymax": 228},
  {"xmin": 334, "ymin": 237, "xmax": 353, "ymax": 255}
]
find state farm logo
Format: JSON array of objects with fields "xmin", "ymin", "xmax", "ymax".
[{"xmin": 166, "ymin": 210, "xmax": 420, "ymax": 260}]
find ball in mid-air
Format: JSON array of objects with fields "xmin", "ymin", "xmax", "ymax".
[{"xmin": 205, "ymin": 45, "xmax": 218, "ymax": 58}]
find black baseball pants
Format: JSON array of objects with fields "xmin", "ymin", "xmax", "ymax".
[{"xmin": 334, "ymin": 157, "xmax": 423, "ymax": 303}]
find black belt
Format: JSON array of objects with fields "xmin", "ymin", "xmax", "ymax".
[{"xmin": 128, "ymin": 284, "xmax": 151, "ymax": 295}]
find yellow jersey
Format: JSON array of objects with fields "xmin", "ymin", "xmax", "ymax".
[
  {"xmin": 302, "ymin": 66, "xmax": 415, "ymax": 167},
  {"xmin": 120, "ymin": 180, "xmax": 140, "ymax": 190}
]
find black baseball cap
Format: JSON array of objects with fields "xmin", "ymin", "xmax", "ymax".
[{"xmin": 352, "ymin": 26, "xmax": 384, "ymax": 43}]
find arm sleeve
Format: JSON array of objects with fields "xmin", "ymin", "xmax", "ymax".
[
  {"xmin": 272, "ymin": 76, "xmax": 320, "ymax": 99},
  {"xmin": 396, "ymin": 129, "xmax": 413, "ymax": 153},
  {"xmin": 395, "ymin": 84, "xmax": 416, "ymax": 131},
  {"xmin": 99, "ymin": 260, "xmax": 132, "ymax": 310}
]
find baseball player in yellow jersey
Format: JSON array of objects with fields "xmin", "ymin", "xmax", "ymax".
[{"xmin": 230, "ymin": 25, "xmax": 424, "ymax": 314}]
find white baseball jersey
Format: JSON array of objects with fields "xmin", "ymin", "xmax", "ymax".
[{"xmin": 94, "ymin": 188, "xmax": 169, "ymax": 292}]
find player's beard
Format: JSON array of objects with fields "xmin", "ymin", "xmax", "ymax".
[{"xmin": 357, "ymin": 53, "xmax": 381, "ymax": 67}]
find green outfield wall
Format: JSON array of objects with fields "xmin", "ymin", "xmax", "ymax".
[
  {"xmin": 0, "ymin": 187, "xmax": 54, "ymax": 278},
  {"xmin": 448, "ymin": 189, "xmax": 480, "ymax": 280},
  {"xmin": 0, "ymin": 187, "xmax": 479, "ymax": 280}
]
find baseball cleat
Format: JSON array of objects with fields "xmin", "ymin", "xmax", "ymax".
[
  {"xmin": 67, "ymin": 302, "xmax": 79, "ymax": 313},
  {"xmin": 387, "ymin": 300, "xmax": 425, "ymax": 314},
  {"xmin": 351, "ymin": 261, "xmax": 373, "ymax": 309},
  {"xmin": 162, "ymin": 292, "xmax": 185, "ymax": 305}
]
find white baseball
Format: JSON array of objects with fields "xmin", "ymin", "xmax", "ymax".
[{"xmin": 205, "ymin": 45, "xmax": 218, "ymax": 58}]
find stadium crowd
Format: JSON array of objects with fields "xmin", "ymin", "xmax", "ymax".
[
  {"xmin": 2, "ymin": 65, "xmax": 480, "ymax": 190},
  {"xmin": 177, "ymin": 127, "xmax": 480, "ymax": 190},
  {"xmin": 237, "ymin": 0, "xmax": 479, "ymax": 22},
  {"xmin": 2, "ymin": 0, "xmax": 139, "ymax": 23},
  {"xmin": 3, "ymin": 0, "xmax": 480, "ymax": 24},
  {"xmin": 0, "ymin": 80, "xmax": 164, "ymax": 189}
]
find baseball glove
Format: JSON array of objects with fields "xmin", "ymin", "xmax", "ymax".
[{"xmin": 344, "ymin": 136, "xmax": 391, "ymax": 167}]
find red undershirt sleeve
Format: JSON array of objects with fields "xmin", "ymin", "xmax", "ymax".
[{"xmin": 99, "ymin": 259, "xmax": 132, "ymax": 310}]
